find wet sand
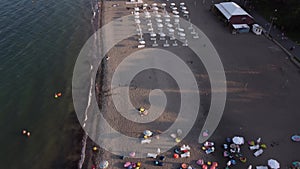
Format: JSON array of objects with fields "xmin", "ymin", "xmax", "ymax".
[{"xmin": 85, "ymin": 0, "xmax": 300, "ymax": 168}]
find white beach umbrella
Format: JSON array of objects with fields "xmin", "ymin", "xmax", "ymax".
[
  {"xmin": 148, "ymin": 27, "xmax": 154, "ymax": 32},
  {"xmin": 134, "ymin": 12, "xmax": 140, "ymax": 16},
  {"xmin": 143, "ymin": 3, "xmax": 148, "ymax": 7},
  {"xmin": 178, "ymin": 32, "xmax": 185, "ymax": 37},
  {"xmin": 165, "ymin": 18, "xmax": 171, "ymax": 22},
  {"xmin": 139, "ymin": 40, "xmax": 146, "ymax": 45},
  {"xmin": 183, "ymin": 11, "xmax": 189, "ymax": 15},
  {"xmin": 172, "ymin": 7, "xmax": 178, "ymax": 10},
  {"xmin": 135, "ymin": 7, "xmax": 140, "ymax": 11},
  {"xmin": 143, "ymin": 130, "xmax": 153, "ymax": 137},
  {"xmin": 99, "ymin": 160, "xmax": 109, "ymax": 169},
  {"xmin": 150, "ymin": 33, "xmax": 157, "ymax": 37},
  {"xmin": 168, "ymin": 28, "xmax": 175, "ymax": 33},
  {"xmin": 156, "ymin": 18, "xmax": 162, "ymax": 23},
  {"xmin": 160, "ymin": 33, "xmax": 166, "ymax": 37},
  {"xmin": 170, "ymin": 3, "xmax": 176, "ymax": 6},
  {"xmin": 178, "ymin": 28, "xmax": 184, "ymax": 32},
  {"xmin": 292, "ymin": 135, "xmax": 300, "ymax": 142},
  {"xmin": 164, "ymin": 14, "xmax": 170, "ymax": 18},
  {"xmin": 167, "ymin": 23, "xmax": 173, "ymax": 28},
  {"xmin": 152, "ymin": 3, "xmax": 157, "ymax": 7},
  {"xmin": 180, "ymin": 2, "xmax": 185, "ymax": 6},
  {"xmin": 145, "ymin": 15, "xmax": 151, "ymax": 19},
  {"xmin": 173, "ymin": 11, "xmax": 179, "ymax": 15},
  {"xmin": 155, "ymin": 14, "xmax": 161, "ymax": 18},
  {"xmin": 135, "ymin": 19, "xmax": 141, "ymax": 24},
  {"xmin": 181, "ymin": 6, "xmax": 187, "ymax": 10},
  {"xmin": 161, "ymin": 3, "xmax": 166, "ymax": 7},
  {"xmin": 157, "ymin": 23, "xmax": 163, "ymax": 28},
  {"xmin": 232, "ymin": 136, "xmax": 245, "ymax": 145},
  {"xmin": 268, "ymin": 159, "xmax": 280, "ymax": 169},
  {"xmin": 153, "ymin": 6, "xmax": 159, "ymax": 11},
  {"xmin": 134, "ymin": 15, "xmax": 140, "ymax": 19}
]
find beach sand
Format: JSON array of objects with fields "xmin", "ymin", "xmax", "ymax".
[{"xmin": 82, "ymin": 0, "xmax": 300, "ymax": 168}]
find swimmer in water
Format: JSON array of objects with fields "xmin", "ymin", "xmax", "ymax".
[{"xmin": 22, "ymin": 129, "xmax": 31, "ymax": 137}]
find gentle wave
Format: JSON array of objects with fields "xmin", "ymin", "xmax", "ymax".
[{"xmin": 77, "ymin": 0, "xmax": 101, "ymax": 168}]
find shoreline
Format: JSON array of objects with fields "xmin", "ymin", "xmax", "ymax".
[{"xmin": 78, "ymin": 0, "xmax": 105, "ymax": 169}]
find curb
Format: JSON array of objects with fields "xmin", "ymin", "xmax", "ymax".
[{"xmin": 264, "ymin": 33, "xmax": 300, "ymax": 68}]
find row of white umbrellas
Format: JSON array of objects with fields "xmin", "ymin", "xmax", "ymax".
[{"xmin": 133, "ymin": 2, "xmax": 195, "ymax": 47}]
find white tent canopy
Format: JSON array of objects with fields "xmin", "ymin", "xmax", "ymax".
[{"xmin": 214, "ymin": 2, "xmax": 252, "ymax": 20}]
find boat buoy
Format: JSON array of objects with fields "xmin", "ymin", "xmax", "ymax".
[
  {"xmin": 22, "ymin": 130, "xmax": 27, "ymax": 135},
  {"xmin": 54, "ymin": 92, "xmax": 62, "ymax": 98},
  {"xmin": 22, "ymin": 129, "xmax": 31, "ymax": 137}
]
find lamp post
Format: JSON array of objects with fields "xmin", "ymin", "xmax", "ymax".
[
  {"xmin": 267, "ymin": 9, "xmax": 277, "ymax": 36},
  {"xmin": 244, "ymin": 0, "xmax": 248, "ymax": 7}
]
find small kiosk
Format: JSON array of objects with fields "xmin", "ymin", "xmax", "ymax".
[{"xmin": 252, "ymin": 24, "xmax": 263, "ymax": 35}]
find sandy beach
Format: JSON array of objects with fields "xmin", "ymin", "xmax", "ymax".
[{"xmin": 82, "ymin": 0, "xmax": 300, "ymax": 168}]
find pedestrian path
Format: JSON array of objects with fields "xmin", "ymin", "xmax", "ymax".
[{"xmin": 249, "ymin": 11, "xmax": 300, "ymax": 61}]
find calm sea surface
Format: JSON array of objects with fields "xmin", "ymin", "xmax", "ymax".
[{"xmin": 0, "ymin": 0, "xmax": 96, "ymax": 168}]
